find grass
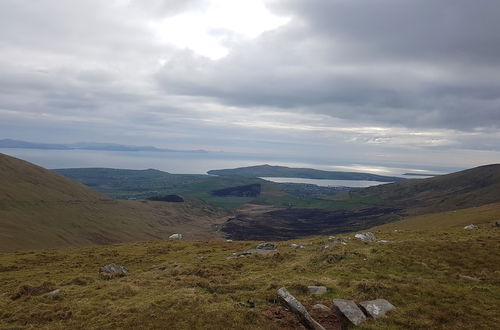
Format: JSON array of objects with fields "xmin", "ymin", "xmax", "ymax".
[{"xmin": 1, "ymin": 208, "xmax": 498, "ymax": 329}]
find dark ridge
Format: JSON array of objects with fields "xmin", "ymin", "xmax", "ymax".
[{"xmin": 212, "ymin": 184, "xmax": 261, "ymax": 197}]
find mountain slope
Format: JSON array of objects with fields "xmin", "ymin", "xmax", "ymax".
[
  {"xmin": 0, "ymin": 153, "xmax": 226, "ymax": 252},
  {"xmin": 354, "ymin": 163, "xmax": 500, "ymax": 215},
  {"xmin": 207, "ymin": 164, "xmax": 406, "ymax": 182}
]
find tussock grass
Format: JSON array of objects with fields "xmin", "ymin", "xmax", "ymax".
[{"xmin": 1, "ymin": 222, "xmax": 498, "ymax": 329}]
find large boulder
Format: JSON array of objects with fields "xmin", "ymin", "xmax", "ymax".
[
  {"xmin": 359, "ymin": 299, "xmax": 395, "ymax": 319},
  {"xmin": 332, "ymin": 299, "xmax": 367, "ymax": 327},
  {"xmin": 354, "ymin": 232, "xmax": 376, "ymax": 242},
  {"xmin": 277, "ymin": 287, "xmax": 326, "ymax": 330}
]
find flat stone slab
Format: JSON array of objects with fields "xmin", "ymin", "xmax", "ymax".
[
  {"xmin": 359, "ymin": 299, "xmax": 395, "ymax": 319},
  {"xmin": 277, "ymin": 287, "xmax": 326, "ymax": 330},
  {"xmin": 308, "ymin": 286, "xmax": 327, "ymax": 295},
  {"xmin": 332, "ymin": 299, "xmax": 367, "ymax": 326}
]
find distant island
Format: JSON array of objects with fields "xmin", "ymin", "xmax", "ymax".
[
  {"xmin": 0, "ymin": 139, "xmax": 208, "ymax": 153},
  {"xmin": 208, "ymin": 164, "xmax": 406, "ymax": 182}
]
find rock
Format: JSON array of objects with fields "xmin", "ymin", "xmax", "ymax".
[
  {"xmin": 277, "ymin": 287, "xmax": 326, "ymax": 330},
  {"xmin": 169, "ymin": 233, "xmax": 183, "ymax": 239},
  {"xmin": 359, "ymin": 299, "xmax": 396, "ymax": 319},
  {"xmin": 290, "ymin": 243, "xmax": 304, "ymax": 249},
  {"xmin": 312, "ymin": 304, "xmax": 332, "ymax": 313},
  {"xmin": 324, "ymin": 238, "xmax": 346, "ymax": 249},
  {"xmin": 459, "ymin": 274, "xmax": 481, "ymax": 281},
  {"xmin": 378, "ymin": 240, "xmax": 390, "ymax": 243},
  {"xmin": 99, "ymin": 263, "xmax": 128, "ymax": 279},
  {"xmin": 332, "ymin": 299, "xmax": 367, "ymax": 327},
  {"xmin": 328, "ymin": 236, "xmax": 336, "ymax": 240},
  {"xmin": 354, "ymin": 232, "xmax": 376, "ymax": 242},
  {"xmin": 43, "ymin": 289, "xmax": 60, "ymax": 296},
  {"xmin": 226, "ymin": 239, "xmax": 233, "ymax": 242},
  {"xmin": 256, "ymin": 243, "xmax": 277, "ymax": 250},
  {"xmin": 463, "ymin": 224, "xmax": 478, "ymax": 230},
  {"xmin": 308, "ymin": 286, "xmax": 327, "ymax": 295},
  {"xmin": 495, "ymin": 221, "xmax": 500, "ymax": 227}
]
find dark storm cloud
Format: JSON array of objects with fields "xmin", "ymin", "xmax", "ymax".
[{"xmin": 156, "ymin": 0, "xmax": 500, "ymax": 130}]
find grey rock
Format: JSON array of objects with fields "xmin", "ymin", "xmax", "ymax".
[
  {"xmin": 256, "ymin": 242, "xmax": 277, "ymax": 250},
  {"xmin": 312, "ymin": 304, "xmax": 331, "ymax": 313},
  {"xmin": 43, "ymin": 289, "xmax": 60, "ymax": 296},
  {"xmin": 290, "ymin": 243, "xmax": 304, "ymax": 249},
  {"xmin": 99, "ymin": 263, "xmax": 128, "ymax": 277},
  {"xmin": 308, "ymin": 286, "xmax": 327, "ymax": 295},
  {"xmin": 463, "ymin": 224, "xmax": 478, "ymax": 230},
  {"xmin": 359, "ymin": 299, "xmax": 396, "ymax": 319},
  {"xmin": 277, "ymin": 287, "xmax": 326, "ymax": 330},
  {"xmin": 169, "ymin": 233, "xmax": 183, "ymax": 239},
  {"xmin": 332, "ymin": 299, "xmax": 367, "ymax": 326},
  {"xmin": 354, "ymin": 232, "xmax": 376, "ymax": 242},
  {"xmin": 323, "ymin": 238, "xmax": 346, "ymax": 249},
  {"xmin": 495, "ymin": 221, "xmax": 500, "ymax": 227}
]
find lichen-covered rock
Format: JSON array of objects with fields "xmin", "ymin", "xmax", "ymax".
[
  {"xmin": 332, "ymin": 299, "xmax": 367, "ymax": 326},
  {"xmin": 359, "ymin": 299, "xmax": 395, "ymax": 319},
  {"xmin": 277, "ymin": 287, "xmax": 326, "ymax": 330}
]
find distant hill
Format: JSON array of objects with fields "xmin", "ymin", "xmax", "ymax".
[
  {"xmin": 0, "ymin": 138, "xmax": 207, "ymax": 153},
  {"xmin": 354, "ymin": 163, "xmax": 500, "ymax": 215},
  {"xmin": 0, "ymin": 153, "xmax": 226, "ymax": 252},
  {"xmin": 207, "ymin": 164, "xmax": 406, "ymax": 182}
]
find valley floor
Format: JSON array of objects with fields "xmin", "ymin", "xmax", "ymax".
[{"xmin": 1, "ymin": 220, "xmax": 499, "ymax": 329}]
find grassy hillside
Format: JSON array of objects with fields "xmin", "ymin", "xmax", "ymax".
[
  {"xmin": 0, "ymin": 204, "xmax": 498, "ymax": 329},
  {"xmin": 208, "ymin": 164, "xmax": 406, "ymax": 182},
  {"xmin": 0, "ymin": 154, "xmax": 227, "ymax": 252},
  {"xmin": 354, "ymin": 163, "xmax": 500, "ymax": 215}
]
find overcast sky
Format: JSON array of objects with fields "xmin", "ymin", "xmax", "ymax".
[{"xmin": 1, "ymin": 0, "xmax": 500, "ymax": 173}]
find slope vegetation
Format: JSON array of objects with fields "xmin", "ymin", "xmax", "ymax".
[
  {"xmin": 354, "ymin": 163, "xmax": 500, "ymax": 215},
  {"xmin": 0, "ymin": 153, "xmax": 226, "ymax": 252}
]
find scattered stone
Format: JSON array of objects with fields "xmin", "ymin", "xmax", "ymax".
[
  {"xmin": 359, "ymin": 299, "xmax": 396, "ymax": 319},
  {"xmin": 226, "ymin": 239, "xmax": 233, "ymax": 242},
  {"xmin": 323, "ymin": 238, "xmax": 346, "ymax": 249},
  {"xmin": 378, "ymin": 240, "xmax": 390, "ymax": 243},
  {"xmin": 328, "ymin": 236, "xmax": 336, "ymax": 240},
  {"xmin": 43, "ymin": 289, "xmax": 61, "ymax": 296},
  {"xmin": 308, "ymin": 286, "xmax": 327, "ymax": 295},
  {"xmin": 312, "ymin": 304, "xmax": 332, "ymax": 313},
  {"xmin": 459, "ymin": 274, "xmax": 481, "ymax": 282},
  {"xmin": 463, "ymin": 224, "xmax": 478, "ymax": 230},
  {"xmin": 169, "ymin": 233, "xmax": 183, "ymax": 239},
  {"xmin": 99, "ymin": 263, "xmax": 128, "ymax": 279},
  {"xmin": 332, "ymin": 299, "xmax": 367, "ymax": 327},
  {"xmin": 277, "ymin": 287, "xmax": 326, "ymax": 330},
  {"xmin": 354, "ymin": 232, "xmax": 376, "ymax": 242},
  {"xmin": 290, "ymin": 243, "xmax": 304, "ymax": 249},
  {"xmin": 256, "ymin": 243, "xmax": 277, "ymax": 250}
]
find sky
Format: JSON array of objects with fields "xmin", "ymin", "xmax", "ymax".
[{"xmin": 1, "ymin": 0, "xmax": 500, "ymax": 174}]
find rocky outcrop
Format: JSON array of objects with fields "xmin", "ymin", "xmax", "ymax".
[
  {"xmin": 354, "ymin": 232, "xmax": 376, "ymax": 242},
  {"xmin": 99, "ymin": 263, "xmax": 128, "ymax": 279}
]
